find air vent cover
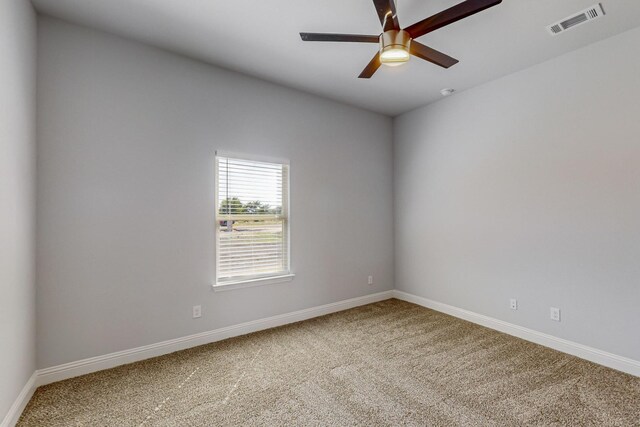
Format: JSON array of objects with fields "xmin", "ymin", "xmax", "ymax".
[{"xmin": 547, "ymin": 3, "xmax": 605, "ymax": 36}]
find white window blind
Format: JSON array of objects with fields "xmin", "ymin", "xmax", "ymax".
[{"xmin": 215, "ymin": 154, "xmax": 290, "ymax": 285}]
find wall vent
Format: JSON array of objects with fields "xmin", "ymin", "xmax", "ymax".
[{"xmin": 547, "ymin": 3, "xmax": 605, "ymax": 36}]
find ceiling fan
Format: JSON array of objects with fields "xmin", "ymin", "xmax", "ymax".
[{"xmin": 300, "ymin": 0, "xmax": 502, "ymax": 78}]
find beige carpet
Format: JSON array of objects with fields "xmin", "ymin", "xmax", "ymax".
[{"xmin": 19, "ymin": 299, "xmax": 640, "ymax": 426}]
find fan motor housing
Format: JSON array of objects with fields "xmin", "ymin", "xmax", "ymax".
[{"xmin": 379, "ymin": 29, "xmax": 411, "ymax": 53}]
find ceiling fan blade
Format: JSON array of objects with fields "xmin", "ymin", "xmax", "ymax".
[
  {"xmin": 300, "ymin": 33, "xmax": 380, "ymax": 43},
  {"xmin": 358, "ymin": 53, "xmax": 382, "ymax": 79},
  {"xmin": 372, "ymin": 0, "xmax": 400, "ymax": 32},
  {"xmin": 404, "ymin": 0, "xmax": 502, "ymax": 39},
  {"xmin": 410, "ymin": 41, "xmax": 459, "ymax": 69}
]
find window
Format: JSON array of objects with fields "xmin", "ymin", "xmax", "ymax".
[{"xmin": 214, "ymin": 153, "xmax": 291, "ymax": 289}]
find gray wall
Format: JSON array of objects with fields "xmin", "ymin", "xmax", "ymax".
[
  {"xmin": 394, "ymin": 27, "xmax": 640, "ymax": 361},
  {"xmin": 0, "ymin": 0, "xmax": 37, "ymax": 420},
  {"xmin": 36, "ymin": 17, "xmax": 394, "ymax": 368}
]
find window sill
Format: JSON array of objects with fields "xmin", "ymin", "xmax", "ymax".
[{"xmin": 212, "ymin": 274, "xmax": 295, "ymax": 292}]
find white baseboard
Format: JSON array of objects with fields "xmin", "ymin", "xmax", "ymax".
[
  {"xmin": 0, "ymin": 372, "xmax": 37, "ymax": 427},
  {"xmin": 35, "ymin": 290, "xmax": 394, "ymax": 387},
  {"xmin": 392, "ymin": 290, "xmax": 640, "ymax": 377}
]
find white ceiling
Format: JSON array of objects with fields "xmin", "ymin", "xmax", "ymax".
[{"xmin": 31, "ymin": 0, "xmax": 640, "ymax": 116}]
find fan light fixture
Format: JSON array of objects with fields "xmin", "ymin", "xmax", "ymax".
[
  {"xmin": 300, "ymin": 0, "xmax": 503, "ymax": 79},
  {"xmin": 379, "ymin": 29, "xmax": 411, "ymax": 66},
  {"xmin": 380, "ymin": 48, "xmax": 410, "ymax": 66}
]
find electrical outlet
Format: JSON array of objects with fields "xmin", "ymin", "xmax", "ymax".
[
  {"xmin": 368, "ymin": 275, "xmax": 374, "ymax": 285},
  {"xmin": 193, "ymin": 305, "xmax": 202, "ymax": 319},
  {"xmin": 510, "ymin": 299, "xmax": 518, "ymax": 310},
  {"xmin": 550, "ymin": 307, "xmax": 560, "ymax": 322}
]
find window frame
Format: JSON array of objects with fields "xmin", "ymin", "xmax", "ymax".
[{"xmin": 213, "ymin": 151, "xmax": 293, "ymax": 291}]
